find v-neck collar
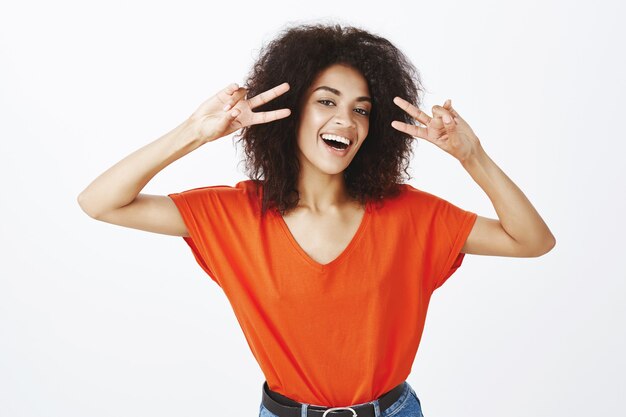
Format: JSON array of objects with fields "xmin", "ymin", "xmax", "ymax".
[{"xmin": 272, "ymin": 201, "xmax": 372, "ymax": 273}]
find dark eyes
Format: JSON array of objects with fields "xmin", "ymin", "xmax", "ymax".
[{"xmin": 318, "ymin": 99, "xmax": 370, "ymax": 116}]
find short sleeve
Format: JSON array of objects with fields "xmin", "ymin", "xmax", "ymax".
[
  {"xmin": 168, "ymin": 186, "xmax": 224, "ymax": 287},
  {"xmin": 430, "ymin": 196, "xmax": 478, "ymax": 291}
]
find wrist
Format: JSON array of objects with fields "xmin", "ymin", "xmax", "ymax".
[
  {"xmin": 182, "ymin": 117, "xmax": 211, "ymax": 145},
  {"xmin": 460, "ymin": 143, "xmax": 488, "ymax": 168}
]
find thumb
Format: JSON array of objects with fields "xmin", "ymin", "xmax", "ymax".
[
  {"xmin": 229, "ymin": 108, "xmax": 240, "ymax": 118},
  {"xmin": 214, "ymin": 107, "xmax": 242, "ymax": 137},
  {"xmin": 442, "ymin": 113, "xmax": 457, "ymax": 134},
  {"xmin": 444, "ymin": 99, "xmax": 463, "ymax": 122},
  {"xmin": 223, "ymin": 107, "xmax": 241, "ymax": 129}
]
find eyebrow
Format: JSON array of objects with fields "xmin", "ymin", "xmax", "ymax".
[{"xmin": 312, "ymin": 86, "xmax": 372, "ymax": 103}]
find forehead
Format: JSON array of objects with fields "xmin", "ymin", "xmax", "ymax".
[{"xmin": 307, "ymin": 64, "xmax": 370, "ymax": 97}]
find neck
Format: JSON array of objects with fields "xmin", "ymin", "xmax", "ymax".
[{"xmin": 294, "ymin": 171, "xmax": 353, "ymax": 214}]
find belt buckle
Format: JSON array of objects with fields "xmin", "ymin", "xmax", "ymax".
[{"xmin": 321, "ymin": 407, "xmax": 357, "ymax": 417}]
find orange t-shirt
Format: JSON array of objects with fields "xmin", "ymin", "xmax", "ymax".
[{"xmin": 168, "ymin": 179, "xmax": 477, "ymax": 407}]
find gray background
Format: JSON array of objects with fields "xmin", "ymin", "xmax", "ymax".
[{"xmin": 1, "ymin": 0, "xmax": 624, "ymax": 416}]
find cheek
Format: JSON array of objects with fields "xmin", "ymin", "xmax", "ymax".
[
  {"xmin": 297, "ymin": 108, "xmax": 311, "ymax": 126},
  {"xmin": 308, "ymin": 108, "xmax": 328, "ymax": 126},
  {"xmin": 359, "ymin": 119, "xmax": 370, "ymax": 137},
  {"xmin": 298, "ymin": 110, "xmax": 328, "ymax": 137}
]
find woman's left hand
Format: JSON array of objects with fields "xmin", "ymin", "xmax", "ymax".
[{"xmin": 391, "ymin": 97, "xmax": 482, "ymax": 163}]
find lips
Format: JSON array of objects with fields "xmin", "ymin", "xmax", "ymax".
[
  {"xmin": 320, "ymin": 132, "xmax": 354, "ymax": 146},
  {"xmin": 320, "ymin": 134, "xmax": 352, "ymax": 156},
  {"xmin": 319, "ymin": 134, "xmax": 351, "ymax": 149}
]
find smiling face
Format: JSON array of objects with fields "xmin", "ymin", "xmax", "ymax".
[{"xmin": 295, "ymin": 63, "xmax": 372, "ymax": 177}]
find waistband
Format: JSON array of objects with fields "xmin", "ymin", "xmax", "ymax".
[{"xmin": 261, "ymin": 381, "xmax": 407, "ymax": 417}]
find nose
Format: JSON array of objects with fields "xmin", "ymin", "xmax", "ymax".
[{"xmin": 332, "ymin": 105, "xmax": 357, "ymax": 128}]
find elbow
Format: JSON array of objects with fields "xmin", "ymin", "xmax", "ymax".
[
  {"xmin": 532, "ymin": 234, "xmax": 557, "ymax": 257},
  {"xmin": 77, "ymin": 193, "xmax": 100, "ymax": 219}
]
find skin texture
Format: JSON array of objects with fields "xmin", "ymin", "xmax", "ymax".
[
  {"xmin": 294, "ymin": 63, "xmax": 372, "ymax": 211},
  {"xmin": 237, "ymin": 24, "xmax": 420, "ymax": 217},
  {"xmin": 278, "ymin": 64, "xmax": 372, "ymax": 265},
  {"xmin": 391, "ymin": 97, "xmax": 557, "ymax": 257},
  {"xmin": 271, "ymin": 62, "xmax": 556, "ymax": 260},
  {"xmin": 80, "ymin": 22, "xmax": 555, "ymax": 259}
]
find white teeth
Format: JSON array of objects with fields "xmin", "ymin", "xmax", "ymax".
[{"xmin": 321, "ymin": 134, "xmax": 351, "ymax": 145}]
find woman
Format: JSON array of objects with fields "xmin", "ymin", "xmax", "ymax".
[{"xmin": 77, "ymin": 23, "xmax": 555, "ymax": 417}]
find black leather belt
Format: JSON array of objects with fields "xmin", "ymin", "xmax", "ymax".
[{"xmin": 261, "ymin": 380, "xmax": 406, "ymax": 417}]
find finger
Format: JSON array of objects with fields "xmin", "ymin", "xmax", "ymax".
[
  {"xmin": 212, "ymin": 107, "xmax": 242, "ymax": 136},
  {"xmin": 222, "ymin": 87, "xmax": 248, "ymax": 111},
  {"xmin": 449, "ymin": 107, "xmax": 463, "ymax": 122},
  {"xmin": 390, "ymin": 120, "xmax": 428, "ymax": 139},
  {"xmin": 250, "ymin": 108, "xmax": 292, "ymax": 125},
  {"xmin": 432, "ymin": 105, "xmax": 456, "ymax": 133},
  {"xmin": 443, "ymin": 99, "xmax": 463, "ymax": 121},
  {"xmin": 225, "ymin": 82, "xmax": 239, "ymax": 94},
  {"xmin": 393, "ymin": 96, "xmax": 431, "ymax": 125},
  {"xmin": 430, "ymin": 105, "xmax": 450, "ymax": 130},
  {"xmin": 248, "ymin": 82, "xmax": 290, "ymax": 110},
  {"xmin": 229, "ymin": 108, "xmax": 241, "ymax": 118},
  {"xmin": 217, "ymin": 83, "xmax": 240, "ymax": 107}
]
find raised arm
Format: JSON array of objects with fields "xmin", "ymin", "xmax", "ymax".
[
  {"xmin": 77, "ymin": 82, "xmax": 291, "ymax": 236},
  {"xmin": 391, "ymin": 97, "xmax": 556, "ymax": 257},
  {"xmin": 77, "ymin": 116, "xmax": 202, "ymax": 236}
]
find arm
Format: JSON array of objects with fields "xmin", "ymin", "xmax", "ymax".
[
  {"xmin": 77, "ymin": 118, "xmax": 202, "ymax": 220},
  {"xmin": 391, "ymin": 97, "xmax": 556, "ymax": 258},
  {"xmin": 77, "ymin": 82, "xmax": 292, "ymax": 236},
  {"xmin": 76, "ymin": 117, "xmax": 204, "ymax": 237},
  {"xmin": 460, "ymin": 145, "xmax": 556, "ymax": 257}
]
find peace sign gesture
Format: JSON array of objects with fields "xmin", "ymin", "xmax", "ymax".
[
  {"xmin": 391, "ymin": 97, "xmax": 481, "ymax": 163},
  {"xmin": 189, "ymin": 82, "xmax": 292, "ymax": 144}
]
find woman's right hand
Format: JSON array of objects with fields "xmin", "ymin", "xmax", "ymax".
[{"xmin": 188, "ymin": 82, "xmax": 291, "ymax": 144}]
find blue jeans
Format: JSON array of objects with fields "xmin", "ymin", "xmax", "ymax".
[{"xmin": 259, "ymin": 381, "xmax": 424, "ymax": 417}]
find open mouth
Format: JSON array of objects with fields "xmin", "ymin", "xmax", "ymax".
[{"xmin": 320, "ymin": 135, "xmax": 351, "ymax": 151}]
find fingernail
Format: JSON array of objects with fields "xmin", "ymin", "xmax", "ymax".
[
  {"xmin": 231, "ymin": 109, "xmax": 239, "ymax": 117},
  {"xmin": 223, "ymin": 103, "xmax": 231, "ymax": 111},
  {"xmin": 443, "ymin": 114, "xmax": 452, "ymax": 124}
]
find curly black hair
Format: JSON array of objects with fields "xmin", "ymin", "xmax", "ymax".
[{"xmin": 234, "ymin": 22, "xmax": 424, "ymax": 217}]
